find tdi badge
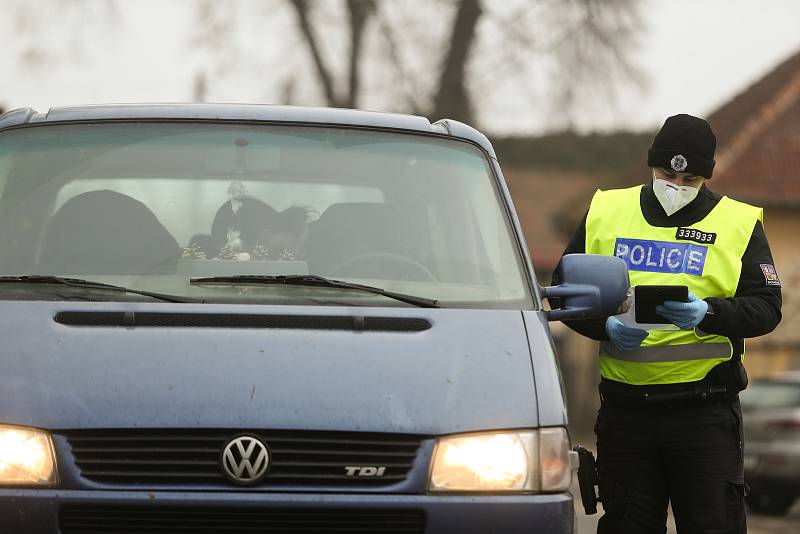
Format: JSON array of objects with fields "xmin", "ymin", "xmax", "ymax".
[
  {"xmin": 760, "ymin": 264, "xmax": 781, "ymax": 287},
  {"xmin": 676, "ymin": 227, "xmax": 716, "ymax": 244}
]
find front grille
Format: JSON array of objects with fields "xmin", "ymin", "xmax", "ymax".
[
  {"xmin": 60, "ymin": 505, "xmax": 426, "ymax": 533},
  {"xmin": 63, "ymin": 429, "xmax": 423, "ymax": 487}
]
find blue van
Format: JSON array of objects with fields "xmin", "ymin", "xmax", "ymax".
[{"xmin": 0, "ymin": 104, "xmax": 628, "ymax": 533}]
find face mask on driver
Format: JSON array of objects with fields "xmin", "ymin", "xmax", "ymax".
[{"xmin": 652, "ymin": 170, "xmax": 701, "ymax": 216}]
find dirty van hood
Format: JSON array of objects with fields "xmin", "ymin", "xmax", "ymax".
[{"xmin": 0, "ymin": 301, "xmax": 540, "ymax": 435}]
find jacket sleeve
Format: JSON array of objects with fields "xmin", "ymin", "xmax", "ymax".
[
  {"xmin": 698, "ymin": 220, "xmax": 782, "ymax": 338},
  {"xmin": 551, "ymin": 211, "xmax": 610, "ymax": 341}
]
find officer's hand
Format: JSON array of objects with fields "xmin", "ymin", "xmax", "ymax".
[
  {"xmin": 655, "ymin": 291, "xmax": 709, "ymax": 330},
  {"xmin": 605, "ymin": 317, "xmax": 648, "ymax": 352}
]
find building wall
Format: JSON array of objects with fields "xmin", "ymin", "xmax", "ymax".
[{"xmin": 502, "ymin": 167, "xmax": 598, "ymax": 273}]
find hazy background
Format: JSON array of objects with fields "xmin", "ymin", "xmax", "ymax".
[
  {"xmin": 2, "ymin": 2, "xmax": 799, "ymax": 531},
  {"xmin": 1, "ymin": 0, "xmax": 799, "ymax": 134}
]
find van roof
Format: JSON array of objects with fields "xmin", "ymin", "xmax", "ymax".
[{"xmin": 0, "ymin": 103, "xmax": 496, "ymax": 158}]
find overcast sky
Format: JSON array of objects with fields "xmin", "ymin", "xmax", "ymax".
[
  {"xmin": 1, "ymin": 0, "xmax": 799, "ymax": 134},
  {"xmin": 629, "ymin": 0, "xmax": 800, "ymax": 132}
]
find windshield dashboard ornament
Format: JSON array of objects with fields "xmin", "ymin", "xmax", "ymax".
[{"xmin": 221, "ymin": 435, "xmax": 270, "ymax": 485}]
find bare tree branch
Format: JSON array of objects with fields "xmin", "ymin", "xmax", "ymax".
[
  {"xmin": 12, "ymin": 0, "xmax": 119, "ymax": 71},
  {"xmin": 543, "ymin": 0, "xmax": 646, "ymax": 127},
  {"xmin": 345, "ymin": 0, "xmax": 376, "ymax": 108},
  {"xmin": 431, "ymin": 0, "xmax": 482, "ymax": 123},
  {"xmin": 193, "ymin": 71, "xmax": 207, "ymax": 103},
  {"xmin": 375, "ymin": 7, "xmax": 426, "ymax": 115},
  {"xmin": 281, "ymin": 0, "xmax": 644, "ymax": 130},
  {"xmin": 280, "ymin": 75, "xmax": 298, "ymax": 105},
  {"xmin": 289, "ymin": 0, "xmax": 340, "ymax": 106}
]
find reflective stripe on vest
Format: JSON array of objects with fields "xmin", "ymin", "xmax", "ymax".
[
  {"xmin": 585, "ymin": 185, "xmax": 762, "ymax": 385},
  {"xmin": 599, "ymin": 340, "xmax": 732, "ymax": 363}
]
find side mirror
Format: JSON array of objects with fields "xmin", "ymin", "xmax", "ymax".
[{"xmin": 543, "ymin": 254, "xmax": 630, "ymax": 321}]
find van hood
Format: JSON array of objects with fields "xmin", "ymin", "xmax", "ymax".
[{"xmin": 0, "ymin": 301, "xmax": 540, "ymax": 435}]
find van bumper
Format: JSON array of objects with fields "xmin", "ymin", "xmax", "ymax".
[{"xmin": 0, "ymin": 489, "xmax": 574, "ymax": 533}]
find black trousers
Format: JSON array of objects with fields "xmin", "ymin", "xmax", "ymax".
[{"xmin": 595, "ymin": 395, "xmax": 747, "ymax": 534}]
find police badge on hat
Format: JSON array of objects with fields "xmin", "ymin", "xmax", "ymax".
[{"xmin": 670, "ymin": 154, "xmax": 688, "ymax": 172}]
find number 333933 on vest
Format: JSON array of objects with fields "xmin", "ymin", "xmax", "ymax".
[{"xmin": 675, "ymin": 227, "xmax": 717, "ymax": 244}]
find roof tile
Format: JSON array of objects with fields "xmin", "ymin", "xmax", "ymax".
[{"xmin": 709, "ymin": 49, "xmax": 800, "ymax": 206}]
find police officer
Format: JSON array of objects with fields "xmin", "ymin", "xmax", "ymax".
[{"xmin": 558, "ymin": 114, "xmax": 782, "ymax": 533}]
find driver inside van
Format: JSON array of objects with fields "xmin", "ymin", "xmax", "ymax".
[
  {"xmin": 252, "ymin": 206, "xmax": 312, "ymax": 261},
  {"xmin": 183, "ymin": 203, "xmax": 311, "ymax": 262}
]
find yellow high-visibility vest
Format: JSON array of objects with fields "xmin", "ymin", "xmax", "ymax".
[{"xmin": 585, "ymin": 185, "xmax": 763, "ymax": 385}]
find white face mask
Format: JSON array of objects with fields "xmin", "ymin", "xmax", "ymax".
[{"xmin": 652, "ymin": 171, "xmax": 700, "ymax": 216}]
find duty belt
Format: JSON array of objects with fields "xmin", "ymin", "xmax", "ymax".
[{"xmin": 599, "ymin": 381, "xmax": 736, "ymax": 406}]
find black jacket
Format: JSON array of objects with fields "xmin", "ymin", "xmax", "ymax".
[{"xmin": 555, "ymin": 182, "xmax": 782, "ymax": 360}]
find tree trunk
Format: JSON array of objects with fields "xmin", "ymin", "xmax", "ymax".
[
  {"xmin": 345, "ymin": 0, "xmax": 375, "ymax": 108},
  {"xmin": 431, "ymin": 0, "xmax": 482, "ymax": 124},
  {"xmin": 289, "ymin": 0, "xmax": 339, "ymax": 106}
]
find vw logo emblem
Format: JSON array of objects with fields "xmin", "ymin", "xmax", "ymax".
[{"xmin": 221, "ymin": 435, "xmax": 270, "ymax": 485}]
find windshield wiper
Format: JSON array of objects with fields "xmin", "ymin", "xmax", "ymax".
[
  {"xmin": 0, "ymin": 275, "xmax": 200, "ymax": 304},
  {"xmin": 190, "ymin": 274, "xmax": 440, "ymax": 308}
]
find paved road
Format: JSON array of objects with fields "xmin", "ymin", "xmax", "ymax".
[{"xmin": 574, "ymin": 495, "xmax": 800, "ymax": 533}]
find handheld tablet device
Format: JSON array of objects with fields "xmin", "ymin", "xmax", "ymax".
[{"xmin": 634, "ymin": 285, "xmax": 689, "ymax": 324}]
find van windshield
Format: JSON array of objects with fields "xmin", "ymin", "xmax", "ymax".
[{"xmin": 0, "ymin": 122, "xmax": 531, "ymax": 308}]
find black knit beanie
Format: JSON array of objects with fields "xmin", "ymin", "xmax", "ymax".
[{"xmin": 647, "ymin": 114, "xmax": 716, "ymax": 178}]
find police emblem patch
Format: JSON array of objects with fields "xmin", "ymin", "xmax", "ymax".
[
  {"xmin": 670, "ymin": 154, "xmax": 688, "ymax": 172},
  {"xmin": 760, "ymin": 264, "xmax": 781, "ymax": 287}
]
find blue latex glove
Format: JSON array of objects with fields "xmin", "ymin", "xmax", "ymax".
[
  {"xmin": 655, "ymin": 291, "xmax": 709, "ymax": 330},
  {"xmin": 605, "ymin": 317, "xmax": 648, "ymax": 352}
]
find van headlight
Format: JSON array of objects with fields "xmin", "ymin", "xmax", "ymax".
[
  {"xmin": 428, "ymin": 428, "xmax": 571, "ymax": 493},
  {"xmin": 0, "ymin": 425, "xmax": 58, "ymax": 486}
]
